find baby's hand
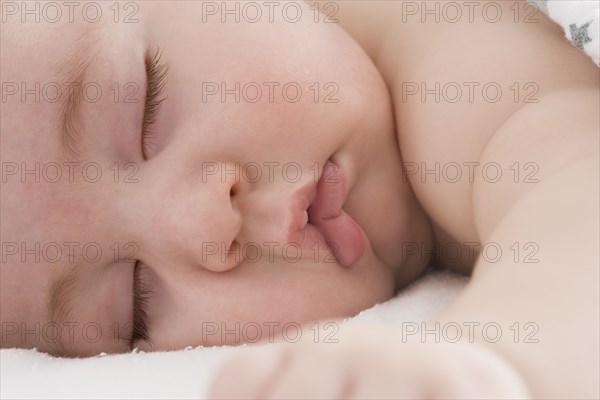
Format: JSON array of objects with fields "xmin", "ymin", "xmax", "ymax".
[{"xmin": 209, "ymin": 324, "xmax": 530, "ymax": 399}]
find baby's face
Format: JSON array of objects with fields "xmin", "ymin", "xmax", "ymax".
[{"xmin": 1, "ymin": 1, "xmax": 426, "ymax": 356}]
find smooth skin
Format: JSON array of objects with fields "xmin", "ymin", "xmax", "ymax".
[{"xmin": 211, "ymin": 1, "xmax": 600, "ymax": 398}]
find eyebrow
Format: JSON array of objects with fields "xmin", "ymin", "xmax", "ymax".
[
  {"xmin": 57, "ymin": 27, "xmax": 99, "ymax": 162},
  {"xmin": 47, "ymin": 265, "xmax": 81, "ymax": 354}
]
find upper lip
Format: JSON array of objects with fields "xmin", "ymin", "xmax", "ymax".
[
  {"xmin": 286, "ymin": 159, "xmax": 349, "ymax": 243},
  {"xmin": 298, "ymin": 159, "xmax": 366, "ymax": 267},
  {"xmin": 288, "ymin": 181, "xmax": 318, "ymax": 238}
]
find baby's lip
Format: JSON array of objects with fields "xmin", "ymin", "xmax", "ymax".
[
  {"xmin": 291, "ymin": 181, "xmax": 316, "ymax": 231},
  {"xmin": 292, "ymin": 160, "xmax": 365, "ymax": 267}
]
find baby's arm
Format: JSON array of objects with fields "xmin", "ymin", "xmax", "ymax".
[
  {"xmin": 376, "ymin": 0, "xmax": 600, "ymax": 393},
  {"xmin": 379, "ymin": 0, "xmax": 599, "ymax": 394},
  {"xmin": 437, "ymin": 90, "xmax": 599, "ymax": 397}
]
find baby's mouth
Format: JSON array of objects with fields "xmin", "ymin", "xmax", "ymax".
[{"xmin": 305, "ymin": 159, "xmax": 366, "ymax": 267}]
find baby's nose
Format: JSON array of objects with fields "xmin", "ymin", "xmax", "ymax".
[
  {"xmin": 161, "ymin": 163, "xmax": 245, "ymax": 273},
  {"xmin": 235, "ymin": 183, "xmax": 313, "ymax": 250},
  {"xmin": 195, "ymin": 168, "xmax": 245, "ymax": 272}
]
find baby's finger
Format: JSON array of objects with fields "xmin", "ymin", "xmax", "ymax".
[
  {"xmin": 350, "ymin": 341, "xmax": 531, "ymax": 400},
  {"xmin": 209, "ymin": 346, "xmax": 284, "ymax": 399},
  {"xmin": 262, "ymin": 344, "xmax": 351, "ymax": 399}
]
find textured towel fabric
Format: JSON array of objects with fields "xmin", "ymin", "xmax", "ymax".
[
  {"xmin": 530, "ymin": 0, "xmax": 600, "ymax": 65},
  {"xmin": 1, "ymin": 271, "xmax": 468, "ymax": 399}
]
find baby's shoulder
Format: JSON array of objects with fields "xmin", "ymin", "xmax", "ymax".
[{"xmin": 379, "ymin": 4, "xmax": 599, "ymax": 271}]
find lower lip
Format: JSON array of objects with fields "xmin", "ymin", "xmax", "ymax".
[{"xmin": 306, "ymin": 160, "xmax": 366, "ymax": 267}]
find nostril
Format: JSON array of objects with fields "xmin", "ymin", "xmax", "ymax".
[
  {"xmin": 228, "ymin": 240, "xmax": 240, "ymax": 255},
  {"xmin": 301, "ymin": 209, "xmax": 309, "ymax": 229},
  {"xmin": 224, "ymin": 240, "xmax": 241, "ymax": 270},
  {"xmin": 307, "ymin": 205, "xmax": 315, "ymax": 225}
]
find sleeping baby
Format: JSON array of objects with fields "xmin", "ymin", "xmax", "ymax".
[{"xmin": 1, "ymin": 0, "xmax": 598, "ymax": 398}]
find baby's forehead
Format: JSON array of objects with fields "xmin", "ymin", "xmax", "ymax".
[{"xmin": 3, "ymin": 6, "xmax": 144, "ymax": 81}]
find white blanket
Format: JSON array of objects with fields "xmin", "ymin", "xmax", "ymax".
[
  {"xmin": 1, "ymin": 271, "xmax": 468, "ymax": 399},
  {"xmin": 530, "ymin": 0, "xmax": 599, "ymax": 65}
]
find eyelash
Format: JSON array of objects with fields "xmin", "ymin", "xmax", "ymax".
[
  {"xmin": 128, "ymin": 48, "xmax": 167, "ymax": 347},
  {"xmin": 131, "ymin": 261, "xmax": 152, "ymax": 347},
  {"xmin": 141, "ymin": 48, "xmax": 168, "ymax": 160},
  {"xmin": 129, "ymin": 49, "xmax": 167, "ymax": 347}
]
